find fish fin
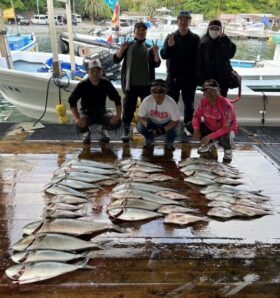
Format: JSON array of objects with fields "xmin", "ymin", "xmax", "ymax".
[{"xmin": 109, "ymin": 224, "xmax": 126, "ymax": 233}]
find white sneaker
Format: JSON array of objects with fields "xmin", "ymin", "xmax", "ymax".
[
  {"xmin": 223, "ymin": 149, "xmax": 232, "ymax": 161},
  {"xmin": 184, "ymin": 127, "xmax": 192, "ymax": 137},
  {"xmin": 198, "ymin": 143, "xmax": 216, "ymax": 154}
]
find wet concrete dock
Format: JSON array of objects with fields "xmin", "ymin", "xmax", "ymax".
[{"xmin": 0, "ymin": 128, "xmax": 279, "ymax": 297}]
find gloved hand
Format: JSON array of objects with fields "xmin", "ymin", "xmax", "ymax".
[{"xmin": 148, "ymin": 127, "xmax": 165, "ymax": 137}]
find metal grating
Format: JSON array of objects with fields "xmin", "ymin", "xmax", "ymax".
[
  {"xmin": 256, "ymin": 143, "xmax": 280, "ymax": 167},
  {"xmin": 0, "ymin": 122, "xmax": 16, "ymax": 139},
  {"xmin": 242, "ymin": 126, "xmax": 280, "ymax": 144},
  {"xmin": 234, "ymin": 127, "xmax": 256, "ymax": 143}
]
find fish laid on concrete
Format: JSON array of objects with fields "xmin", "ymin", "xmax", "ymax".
[
  {"xmin": 123, "ymin": 171, "xmax": 149, "ymax": 178},
  {"xmin": 184, "ymin": 175, "xmax": 215, "ymax": 186},
  {"xmin": 23, "ymin": 218, "xmax": 123, "ymax": 236},
  {"xmin": 121, "ymin": 177, "xmax": 154, "ymax": 183},
  {"xmin": 62, "ymin": 159, "xmax": 118, "ymax": 169},
  {"xmin": 46, "ymin": 202, "xmax": 88, "ymax": 211},
  {"xmin": 121, "ymin": 165, "xmax": 163, "ymax": 173},
  {"xmin": 158, "ymin": 205, "xmax": 199, "ymax": 215},
  {"xmin": 44, "ymin": 209, "xmax": 87, "ymax": 219},
  {"xmin": 208, "ymin": 201, "xmax": 232, "ymax": 208},
  {"xmin": 148, "ymin": 173, "xmax": 174, "ymax": 181},
  {"xmin": 206, "ymin": 193, "xmax": 237, "ymax": 204},
  {"xmin": 156, "ymin": 191, "xmax": 190, "ymax": 200},
  {"xmin": 110, "ymin": 189, "xmax": 185, "ymax": 206},
  {"xmin": 108, "ymin": 208, "xmax": 162, "ymax": 221},
  {"xmin": 107, "ymin": 197, "xmax": 162, "ymax": 211},
  {"xmin": 207, "ymin": 207, "xmax": 238, "ymax": 218},
  {"xmin": 213, "ymin": 177, "xmax": 244, "ymax": 185},
  {"xmin": 55, "ymin": 165, "xmax": 119, "ymax": 176},
  {"xmin": 44, "ymin": 184, "xmax": 87, "ymax": 197},
  {"xmin": 49, "ymin": 195, "xmax": 89, "ymax": 204},
  {"xmin": 120, "ymin": 159, "xmax": 163, "ymax": 169},
  {"xmin": 12, "ymin": 250, "xmax": 86, "ymax": 264},
  {"xmin": 51, "ymin": 178, "xmax": 100, "ymax": 190},
  {"xmin": 230, "ymin": 205, "xmax": 272, "ymax": 217},
  {"xmin": 164, "ymin": 213, "xmax": 208, "ymax": 225},
  {"xmin": 13, "ymin": 233, "xmax": 103, "ymax": 252},
  {"xmin": 112, "ymin": 182, "xmax": 176, "ymax": 193},
  {"xmin": 235, "ymin": 198, "xmax": 271, "ymax": 210},
  {"xmin": 5, "ymin": 260, "xmax": 93, "ymax": 284},
  {"xmin": 54, "ymin": 172, "xmax": 111, "ymax": 183}
]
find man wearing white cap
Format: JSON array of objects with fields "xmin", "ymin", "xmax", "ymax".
[
  {"xmin": 68, "ymin": 59, "xmax": 122, "ymax": 144},
  {"xmin": 186, "ymin": 79, "xmax": 238, "ymax": 162}
]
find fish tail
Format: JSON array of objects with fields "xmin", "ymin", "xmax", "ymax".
[{"xmin": 110, "ymin": 224, "xmax": 126, "ymax": 233}]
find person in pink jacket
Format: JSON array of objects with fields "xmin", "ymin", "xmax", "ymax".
[{"xmin": 186, "ymin": 79, "xmax": 238, "ymax": 162}]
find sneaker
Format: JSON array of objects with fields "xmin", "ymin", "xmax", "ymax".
[
  {"xmin": 82, "ymin": 131, "xmax": 91, "ymax": 144},
  {"xmin": 198, "ymin": 142, "xmax": 216, "ymax": 154},
  {"xmin": 184, "ymin": 127, "xmax": 192, "ymax": 137},
  {"xmin": 164, "ymin": 143, "xmax": 175, "ymax": 151},
  {"xmin": 223, "ymin": 149, "xmax": 232, "ymax": 162},
  {"xmin": 121, "ymin": 125, "xmax": 131, "ymax": 142},
  {"xmin": 98, "ymin": 127, "xmax": 110, "ymax": 143}
]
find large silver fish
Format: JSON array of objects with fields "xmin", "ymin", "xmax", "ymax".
[
  {"xmin": 44, "ymin": 184, "xmax": 87, "ymax": 197},
  {"xmin": 44, "ymin": 209, "xmax": 87, "ymax": 219},
  {"xmin": 230, "ymin": 205, "xmax": 272, "ymax": 217},
  {"xmin": 120, "ymin": 159, "xmax": 163, "ymax": 169},
  {"xmin": 62, "ymin": 159, "xmax": 118, "ymax": 169},
  {"xmin": 164, "ymin": 213, "xmax": 208, "ymax": 225},
  {"xmin": 50, "ymin": 178, "xmax": 100, "ymax": 190},
  {"xmin": 12, "ymin": 250, "xmax": 86, "ymax": 263},
  {"xmin": 23, "ymin": 219, "xmax": 123, "ymax": 236},
  {"xmin": 112, "ymin": 182, "xmax": 176, "ymax": 193},
  {"xmin": 156, "ymin": 191, "xmax": 190, "ymax": 200},
  {"xmin": 184, "ymin": 175, "xmax": 215, "ymax": 186},
  {"xmin": 55, "ymin": 165, "xmax": 119, "ymax": 176},
  {"xmin": 49, "ymin": 195, "xmax": 89, "ymax": 204},
  {"xmin": 158, "ymin": 205, "xmax": 199, "ymax": 215},
  {"xmin": 13, "ymin": 233, "xmax": 103, "ymax": 251},
  {"xmin": 121, "ymin": 164, "xmax": 163, "ymax": 173},
  {"xmin": 53, "ymin": 172, "xmax": 111, "ymax": 183},
  {"xmin": 46, "ymin": 202, "xmax": 88, "ymax": 211},
  {"xmin": 108, "ymin": 207, "xmax": 162, "ymax": 222},
  {"xmin": 5, "ymin": 260, "xmax": 93, "ymax": 284},
  {"xmin": 208, "ymin": 207, "xmax": 238, "ymax": 218},
  {"xmin": 107, "ymin": 197, "xmax": 162, "ymax": 211}
]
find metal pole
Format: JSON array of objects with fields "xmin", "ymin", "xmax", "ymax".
[
  {"xmin": 36, "ymin": 0, "xmax": 40, "ymax": 14},
  {"xmin": 65, "ymin": 0, "xmax": 75, "ymax": 73}
]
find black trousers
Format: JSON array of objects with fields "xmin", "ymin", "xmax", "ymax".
[
  {"xmin": 76, "ymin": 109, "xmax": 122, "ymax": 133},
  {"xmin": 186, "ymin": 121, "xmax": 233, "ymax": 150},
  {"xmin": 166, "ymin": 75, "xmax": 196, "ymax": 125},
  {"xmin": 122, "ymin": 86, "xmax": 151, "ymax": 126}
]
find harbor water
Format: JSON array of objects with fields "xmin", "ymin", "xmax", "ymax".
[{"xmin": 0, "ymin": 33, "xmax": 277, "ymax": 123}]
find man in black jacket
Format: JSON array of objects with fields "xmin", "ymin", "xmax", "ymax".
[
  {"xmin": 113, "ymin": 22, "xmax": 161, "ymax": 142},
  {"xmin": 68, "ymin": 59, "xmax": 122, "ymax": 145},
  {"xmin": 160, "ymin": 11, "xmax": 200, "ymax": 133}
]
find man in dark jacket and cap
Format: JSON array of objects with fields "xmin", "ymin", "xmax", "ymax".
[
  {"xmin": 113, "ymin": 22, "xmax": 161, "ymax": 142},
  {"xmin": 160, "ymin": 11, "xmax": 200, "ymax": 134},
  {"xmin": 197, "ymin": 19, "xmax": 236, "ymax": 97}
]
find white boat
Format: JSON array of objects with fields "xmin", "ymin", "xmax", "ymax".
[
  {"xmin": 7, "ymin": 33, "xmax": 38, "ymax": 52},
  {"xmin": 0, "ymin": 49, "xmax": 280, "ymax": 126}
]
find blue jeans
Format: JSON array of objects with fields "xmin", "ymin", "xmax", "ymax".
[{"xmin": 136, "ymin": 120, "xmax": 177, "ymax": 144}]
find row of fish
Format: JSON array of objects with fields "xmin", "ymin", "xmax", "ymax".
[
  {"xmin": 6, "ymin": 158, "xmax": 124, "ymax": 284},
  {"xmin": 179, "ymin": 157, "xmax": 272, "ymax": 219}
]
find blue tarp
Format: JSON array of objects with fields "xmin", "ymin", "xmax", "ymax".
[{"xmin": 103, "ymin": 0, "xmax": 117, "ymax": 11}]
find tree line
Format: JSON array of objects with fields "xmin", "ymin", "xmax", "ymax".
[{"xmin": 1, "ymin": 0, "xmax": 279, "ymax": 20}]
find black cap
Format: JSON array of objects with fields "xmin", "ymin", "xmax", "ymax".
[
  {"xmin": 150, "ymin": 79, "xmax": 167, "ymax": 89},
  {"xmin": 202, "ymin": 79, "xmax": 220, "ymax": 91},
  {"xmin": 177, "ymin": 11, "xmax": 192, "ymax": 20},
  {"xmin": 134, "ymin": 22, "xmax": 147, "ymax": 30},
  {"xmin": 208, "ymin": 19, "xmax": 222, "ymax": 28}
]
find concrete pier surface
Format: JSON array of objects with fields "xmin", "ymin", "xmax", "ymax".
[{"xmin": 0, "ymin": 125, "xmax": 279, "ymax": 297}]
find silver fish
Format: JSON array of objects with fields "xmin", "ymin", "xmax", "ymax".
[
  {"xmin": 121, "ymin": 177, "xmax": 154, "ymax": 183},
  {"xmin": 112, "ymin": 182, "xmax": 176, "ymax": 193},
  {"xmin": 208, "ymin": 200, "xmax": 232, "ymax": 208},
  {"xmin": 44, "ymin": 209, "xmax": 87, "ymax": 219},
  {"xmin": 156, "ymin": 191, "xmax": 190, "ymax": 200},
  {"xmin": 55, "ymin": 165, "xmax": 119, "ymax": 176},
  {"xmin": 120, "ymin": 159, "xmax": 163, "ymax": 169},
  {"xmin": 184, "ymin": 175, "xmax": 215, "ymax": 186},
  {"xmin": 108, "ymin": 207, "xmax": 162, "ymax": 221},
  {"xmin": 13, "ymin": 233, "xmax": 102, "ymax": 251},
  {"xmin": 158, "ymin": 205, "xmax": 199, "ymax": 214},
  {"xmin": 23, "ymin": 219, "xmax": 123, "ymax": 236},
  {"xmin": 121, "ymin": 165, "xmax": 163, "ymax": 173},
  {"xmin": 148, "ymin": 174, "xmax": 174, "ymax": 181},
  {"xmin": 51, "ymin": 178, "xmax": 100, "ymax": 190},
  {"xmin": 230, "ymin": 205, "xmax": 272, "ymax": 217},
  {"xmin": 49, "ymin": 195, "xmax": 89, "ymax": 204},
  {"xmin": 44, "ymin": 184, "xmax": 87, "ymax": 197},
  {"xmin": 107, "ymin": 198, "xmax": 162, "ymax": 211},
  {"xmin": 164, "ymin": 213, "xmax": 208, "ymax": 225},
  {"xmin": 208, "ymin": 207, "xmax": 238, "ymax": 218},
  {"xmin": 111, "ymin": 189, "xmax": 185, "ymax": 206},
  {"xmin": 206, "ymin": 193, "xmax": 237, "ymax": 204},
  {"xmin": 46, "ymin": 202, "xmax": 88, "ymax": 211},
  {"xmin": 5, "ymin": 260, "xmax": 93, "ymax": 284},
  {"xmin": 213, "ymin": 177, "xmax": 244, "ymax": 185},
  {"xmin": 54, "ymin": 172, "xmax": 111, "ymax": 183},
  {"xmin": 235, "ymin": 198, "xmax": 271, "ymax": 210},
  {"xmin": 11, "ymin": 250, "xmax": 86, "ymax": 264},
  {"xmin": 123, "ymin": 171, "xmax": 149, "ymax": 178},
  {"xmin": 62, "ymin": 159, "xmax": 118, "ymax": 169}
]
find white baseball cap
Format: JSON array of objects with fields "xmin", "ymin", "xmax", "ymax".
[{"xmin": 88, "ymin": 59, "xmax": 102, "ymax": 70}]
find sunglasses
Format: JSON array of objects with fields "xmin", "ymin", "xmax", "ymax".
[{"xmin": 151, "ymin": 89, "xmax": 165, "ymax": 94}]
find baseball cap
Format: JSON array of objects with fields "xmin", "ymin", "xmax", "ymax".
[
  {"xmin": 201, "ymin": 79, "xmax": 220, "ymax": 91},
  {"xmin": 177, "ymin": 11, "xmax": 192, "ymax": 20},
  {"xmin": 208, "ymin": 19, "xmax": 222, "ymax": 29},
  {"xmin": 134, "ymin": 22, "xmax": 147, "ymax": 30},
  {"xmin": 88, "ymin": 59, "xmax": 102, "ymax": 70},
  {"xmin": 150, "ymin": 79, "xmax": 167, "ymax": 89}
]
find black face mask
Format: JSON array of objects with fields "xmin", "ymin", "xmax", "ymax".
[{"xmin": 134, "ymin": 38, "xmax": 146, "ymax": 44}]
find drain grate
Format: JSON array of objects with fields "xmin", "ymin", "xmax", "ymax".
[
  {"xmin": 242, "ymin": 126, "xmax": 280, "ymax": 144},
  {"xmin": 256, "ymin": 143, "xmax": 280, "ymax": 168},
  {"xmin": 234, "ymin": 127, "xmax": 256, "ymax": 143},
  {"xmin": 0, "ymin": 122, "xmax": 16, "ymax": 139}
]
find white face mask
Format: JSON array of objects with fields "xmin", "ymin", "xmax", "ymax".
[{"xmin": 209, "ymin": 30, "xmax": 220, "ymax": 39}]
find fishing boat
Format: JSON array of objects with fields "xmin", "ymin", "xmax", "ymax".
[{"xmin": 7, "ymin": 33, "xmax": 38, "ymax": 52}]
